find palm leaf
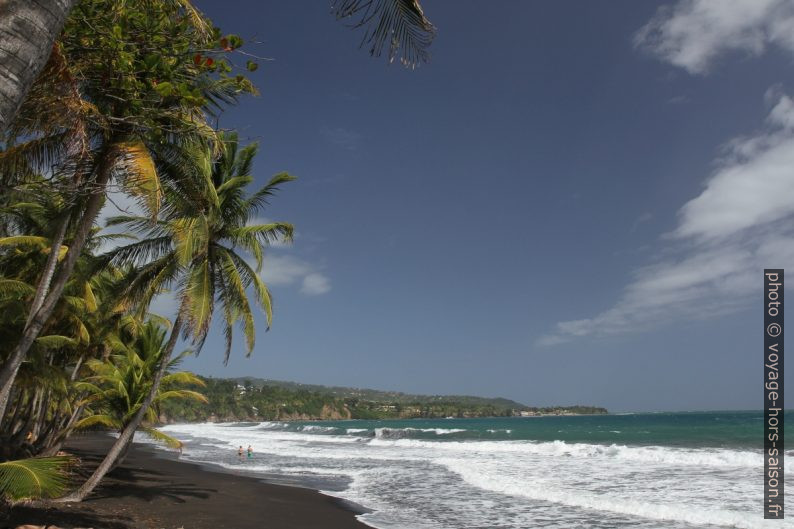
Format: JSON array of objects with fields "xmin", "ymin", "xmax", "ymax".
[
  {"xmin": 141, "ymin": 427, "xmax": 183, "ymax": 450},
  {"xmin": 84, "ymin": 282, "xmax": 98, "ymax": 312},
  {"xmin": 157, "ymin": 389, "xmax": 208, "ymax": 403},
  {"xmin": 0, "ymin": 456, "xmax": 73, "ymax": 501},
  {"xmin": 0, "ymin": 235, "xmax": 50, "ymax": 248},
  {"xmin": 243, "ymin": 172, "xmax": 297, "ymax": 213},
  {"xmin": 333, "ymin": 0, "xmax": 436, "ymax": 67},
  {"xmin": 185, "ymin": 258, "xmax": 213, "ymax": 342},
  {"xmin": 0, "ymin": 279, "xmax": 36, "ymax": 298},
  {"xmin": 34, "ymin": 335, "xmax": 78, "ymax": 349},
  {"xmin": 116, "ymin": 141, "xmax": 163, "ymax": 219},
  {"xmin": 75, "ymin": 414, "xmax": 120, "ymax": 430},
  {"xmin": 162, "ymin": 371, "xmax": 206, "ymax": 387}
]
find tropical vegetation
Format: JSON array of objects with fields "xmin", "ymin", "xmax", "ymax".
[
  {"xmin": 159, "ymin": 377, "xmax": 609, "ymax": 421},
  {"xmin": 0, "ymin": 0, "xmax": 435, "ymax": 508}
]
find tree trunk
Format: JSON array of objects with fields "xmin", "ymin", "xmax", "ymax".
[
  {"xmin": 0, "ymin": 144, "xmax": 116, "ymax": 421},
  {"xmin": 59, "ymin": 316, "xmax": 183, "ymax": 502},
  {"xmin": 25, "ymin": 213, "xmax": 70, "ymax": 329},
  {"xmin": 0, "ymin": 0, "xmax": 77, "ymax": 135},
  {"xmin": 39, "ymin": 401, "xmax": 84, "ymax": 457},
  {"xmin": 41, "ymin": 353, "xmax": 88, "ymax": 453}
]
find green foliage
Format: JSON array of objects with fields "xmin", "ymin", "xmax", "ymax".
[
  {"xmin": 106, "ymin": 132, "xmax": 295, "ymax": 362},
  {"xmin": 160, "ymin": 377, "xmax": 347, "ymax": 421},
  {"xmin": 76, "ymin": 321, "xmax": 206, "ymax": 447},
  {"xmin": 159, "ymin": 377, "xmax": 607, "ymax": 422},
  {"xmin": 58, "ymin": 0, "xmax": 256, "ymax": 122},
  {"xmin": 0, "ymin": 456, "xmax": 73, "ymax": 501},
  {"xmin": 0, "ymin": 0, "xmax": 290, "ymax": 506},
  {"xmin": 232, "ymin": 377, "xmax": 531, "ymax": 410}
]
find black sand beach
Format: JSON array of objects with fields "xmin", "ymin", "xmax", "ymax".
[{"xmin": 1, "ymin": 434, "xmax": 369, "ymax": 529}]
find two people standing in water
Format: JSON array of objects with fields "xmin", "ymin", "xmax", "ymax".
[{"xmin": 238, "ymin": 445, "xmax": 253, "ymax": 460}]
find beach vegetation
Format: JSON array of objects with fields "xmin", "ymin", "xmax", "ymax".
[
  {"xmin": 75, "ymin": 321, "xmax": 207, "ymax": 454},
  {"xmin": 0, "ymin": 0, "xmax": 436, "ymax": 507},
  {"xmin": 0, "ymin": 0, "xmax": 290, "ymax": 505},
  {"xmin": 0, "ymin": 456, "xmax": 73, "ymax": 504}
]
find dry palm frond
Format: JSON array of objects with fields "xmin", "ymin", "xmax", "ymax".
[{"xmin": 115, "ymin": 141, "xmax": 163, "ymax": 219}]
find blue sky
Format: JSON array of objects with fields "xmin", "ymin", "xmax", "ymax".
[{"xmin": 162, "ymin": 1, "xmax": 794, "ymax": 412}]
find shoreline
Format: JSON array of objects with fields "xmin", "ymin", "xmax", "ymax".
[{"xmin": 1, "ymin": 433, "xmax": 370, "ymax": 529}]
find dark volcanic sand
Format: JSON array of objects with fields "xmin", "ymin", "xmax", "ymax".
[{"xmin": 1, "ymin": 434, "xmax": 370, "ymax": 529}]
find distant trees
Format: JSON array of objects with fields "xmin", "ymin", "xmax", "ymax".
[{"xmin": 159, "ymin": 379, "xmax": 530, "ymax": 422}]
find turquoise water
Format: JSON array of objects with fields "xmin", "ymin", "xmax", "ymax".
[
  {"xmin": 291, "ymin": 410, "xmax": 780, "ymax": 448},
  {"xmin": 158, "ymin": 411, "xmax": 793, "ymax": 528}
]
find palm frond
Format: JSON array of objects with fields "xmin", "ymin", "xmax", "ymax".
[
  {"xmin": 162, "ymin": 371, "xmax": 206, "ymax": 387},
  {"xmin": 157, "ymin": 389, "xmax": 208, "ymax": 403},
  {"xmin": 185, "ymin": 258, "xmax": 214, "ymax": 343},
  {"xmin": 34, "ymin": 335, "xmax": 79, "ymax": 349},
  {"xmin": 333, "ymin": 0, "xmax": 436, "ymax": 68},
  {"xmin": 0, "ymin": 279, "xmax": 36, "ymax": 298},
  {"xmin": 0, "ymin": 456, "xmax": 73, "ymax": 501},
  {"xmin": 243, "ymin": 172, "xmax": 297, "ymax": 213},
  {"xmin": 0, "ymin": 235, "xmax": 50, "ymax": 248},
  {"xmin": 75, "ymin": 414, "xmax": 120, "ymax": 430},
  {"xmin": 115, "ymin": 141, "xmax": 163, "ymax": 220},
  {"xmin": 141, "ymin": 427, "xmax": 183, "ymax": 450}
]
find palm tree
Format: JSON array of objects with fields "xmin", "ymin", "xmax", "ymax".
[
  {"xmin": 0, "ymin": 179, "xmax": 140, "ymax": 455},
  {"xmin": 0, "ymin": 0, "xmax": 436, "ymax": 137},
  {"xmin": 0, "ymin": 0, "xmax": 77, "ymax": 136},
  {"xmin": 62, "ymin": 132, "xmax": 294, "ymax": 501},
  {"xmin": 0, "ymin": 0, "xmax": 247, "ymax": 422},
  {"xmin": 76, "ymin": 321, "xmax": 207, "ymax": 456}
]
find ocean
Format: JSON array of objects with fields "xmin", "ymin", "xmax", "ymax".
[{"xmin": 150, "ymin": 411, "xmax": 790, "ymax": 528}]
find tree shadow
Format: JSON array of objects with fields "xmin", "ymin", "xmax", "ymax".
[
  {"xmin": 88, "ymin": 479, "xmax": 216, "ymax": 504},
  {"xmin": 1, "ymin": 505, "xmax": 133, "ymax": 529}
]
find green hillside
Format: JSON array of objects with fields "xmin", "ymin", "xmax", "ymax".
[
  {"xmin": 159, "ymin": 377, "xmax": 607, "ymax": 423},
  {"xmin": 231, "ymin": 377, "xmax": 531, "ymax": 409}
]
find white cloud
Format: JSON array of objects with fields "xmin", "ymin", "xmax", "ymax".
[
  {"xmin": 259, "ymin": 254, "xmax": 312, "ymax": 285},
  {"xmin": 300, "ymin": 273, "xmax": 332, "ymax": 295},
  {"xmin": 635, "ymin": 0, "xmax": 794, "ymax": 74},
  {"xmin": 539, "ymin": 91, "xmax": 794, "ymax": 345},
  {"xmin": 259, "ymin": 254, "xmax": 331, "ymax": 296},
  {"xmin": 674, "ymin": 94, "xmax": 794, "ymax": 239}
]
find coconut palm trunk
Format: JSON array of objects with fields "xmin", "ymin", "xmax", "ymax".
[
  {"xmin": 60, "ymin": 317, "xmax": 183, "ymax": 501},
  {"xmin": 25, "ymin": 216, "xmax": 70, "ymax": 329},
  {"xmin": 0, "ymin": 145, "xmax": 116, "ymax": 421},
  {"xmin": 0, "ymin": 0, "xmax": 77, "ymax": 135}
]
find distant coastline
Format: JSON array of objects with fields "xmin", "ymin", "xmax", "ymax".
[{"xmin": 159, "ymin": 376, "xmax": 608, "ymax": 423}]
